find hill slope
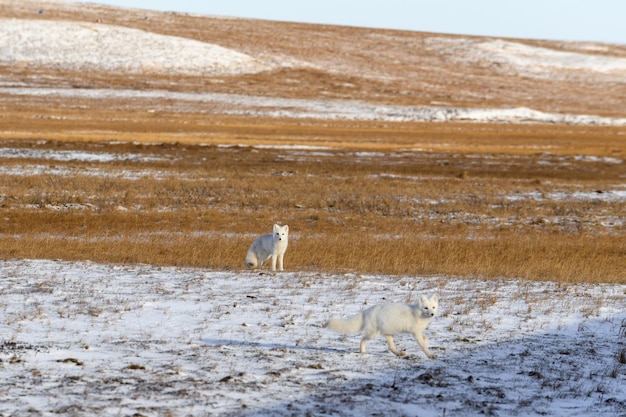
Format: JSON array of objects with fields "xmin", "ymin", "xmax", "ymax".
[{"xmin": 1, "ymin": 0, "xmax": 625, "ymax": 124}]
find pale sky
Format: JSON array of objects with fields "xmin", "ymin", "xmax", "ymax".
[{"xmin": 80, "ymin": 1, "xmax": 626, "ymax": 45}]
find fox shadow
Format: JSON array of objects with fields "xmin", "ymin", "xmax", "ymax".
[{"xmin": 200, "ymin": 316, "xmax": 626, "ymax": 417}]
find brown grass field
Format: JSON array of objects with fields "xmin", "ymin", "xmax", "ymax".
[
  {"xmin": 1, "ymin": 1, "xmax": 625, "ymax": 284},
  {"xmin": 1, "ymin": 116, "xmax": 624, "ymax": 283}
]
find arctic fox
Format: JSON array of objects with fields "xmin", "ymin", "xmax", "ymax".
[
  {"xmin": 245, "ymin": 224, "xmax": 289, "ymax": 272},
  {"xmin": 326, "ymin": 294, "xmax": 439, "ymax": 358}
]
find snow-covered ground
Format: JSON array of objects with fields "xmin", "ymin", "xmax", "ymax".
[
  {"xmin": 426, "ymin": 37, "xmax": 626, "ymax": 80},
  {"xmin": 1, "ymin": 259, "xmax": 624, "ymax": 416},
  {"xmin": 0, "ymin": 19, "xmax": 270, "ymax": 76}
]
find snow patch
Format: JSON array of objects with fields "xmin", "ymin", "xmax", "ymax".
[
  {"xmin": 427, "ymin": 37, "xmax": 626, "ymax": 80},
  {"xmin": 507, "ymin": 189, "xmax": 626, "ymax": 203},
  {"xmin": 2, "ymin": 87, "xmax": 626, "ymax": 126},
  {"xmin": 480, "ymin": 39, "xmax": 626, "ymax": 74},
  {"xmin": 0, "ymin": 146, "xmax": 170, "ymax": 163},
  {"xmin": 0, "ymin": 19, "xmax": 270, "ymax": 75}
]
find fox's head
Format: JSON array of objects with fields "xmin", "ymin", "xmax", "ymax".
[
  {"xmin": 273, "ymin": 224, "xmax": 289, "ymax": 242},
  {"xmin": 419, "ymin": 294, "xmax": 439, "ymax": 318}
]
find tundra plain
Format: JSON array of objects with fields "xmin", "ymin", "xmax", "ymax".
[{"xmin": 0, "ymin": 1, "xmax": 625, "ymax": 416}]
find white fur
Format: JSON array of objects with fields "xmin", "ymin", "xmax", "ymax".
[
  {"xmin": 245, "ymin": 224, "xmax": 289, "ymax": 272},
  {"xmin": 326, "ymin": 294, "xmax": 439, "ymax": 358}
]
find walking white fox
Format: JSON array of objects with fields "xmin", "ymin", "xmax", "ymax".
[
  {"xmin": 245, "ymin": 224, "xmax": 289, "ymax": 272},
  {"xmin": 326, "ymin": 294, "xmax": 439, "ymax": 358}
]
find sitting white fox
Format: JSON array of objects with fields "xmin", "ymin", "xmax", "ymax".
[
  {"xmin": 326, "ymin": 294, "xmax": 439, "ymax": 358},
  {"xmin": 245, "ymin": 224, "xmax": 289, "ymax": 272}
]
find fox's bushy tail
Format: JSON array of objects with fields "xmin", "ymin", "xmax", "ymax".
[
  {"xmin": 245, "ymin": 251, "xmax": 258, "ymax": 269},
  {"xmin": 326, "ymin": 313, "xmax": 364, "ymax": 334}
]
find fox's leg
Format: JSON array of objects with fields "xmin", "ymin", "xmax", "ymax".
[
  {"xmin": 413, "ymin": 332, "xmax": 436, "ymax": 359},
  {"xmin": 277, "ymin": 253, "xmax": 284, "ymax": 271},
  {"xmin": 270, "ymin": 255, "xmax": 277, "ymax": 272},
  {"xmin": 359, "ymin": 335, "xmax": 373, "ymax": 354},
  {"xmin": 385, "ymin": 335, "xmax": 406, "ymax": 357}
]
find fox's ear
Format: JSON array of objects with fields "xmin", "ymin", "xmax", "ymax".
[
  {"xmin": 283, "ymin": 225, "xmax": 289, "ymax": 232},
  {"xmin": 273, "ymin": 224, "xmax": 279, "ymax": 232},
  {"xmin": 419, "ymin": 295, "xmax": 428, "ymax": 304},
  {"xmin": 430, "ymin": 294, "xmax": 439, "ymax": 303}
]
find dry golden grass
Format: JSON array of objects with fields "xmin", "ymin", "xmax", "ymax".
[
  {"xmin": 1, "ymin": 125, "xmax": 624, "ymax": 284},
  {"xmin": 1, "ymin": 2, "xmax": 625, "ymax": 284}
]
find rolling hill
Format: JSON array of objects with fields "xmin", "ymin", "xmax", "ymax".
[{"xmin": 1, "ymin": 0, "xmax": 626, "ymax": 128}]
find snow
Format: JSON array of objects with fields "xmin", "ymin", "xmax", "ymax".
[
  {"xmin": 2, "ymin": 86, "xmax": 626, "ymax": 126},
  {"xmin": 508, "ymin": 190, "xmax": 626, "ymax": 204},
  {"xmin": 426, "ymin": 37, "xmax": 626, "ymax": 80},
  {"xmin": 0, "ymin": 146, "xmax": 171, "ymax": 163},
  {"xmin": 0, "ymin": 19, "xmax": 270, "ymax": 76},
  {"xmin": 480, "ymin": 39, "xmax": 626, "ymax": 74},
  {"xmin": 1, "ymin": 259, "xmax": 624, "ymax": 416}
]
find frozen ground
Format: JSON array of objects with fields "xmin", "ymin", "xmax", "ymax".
[{"xmin": 1, "ymin": 259, "xmax": 624, "ymax": 416}]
